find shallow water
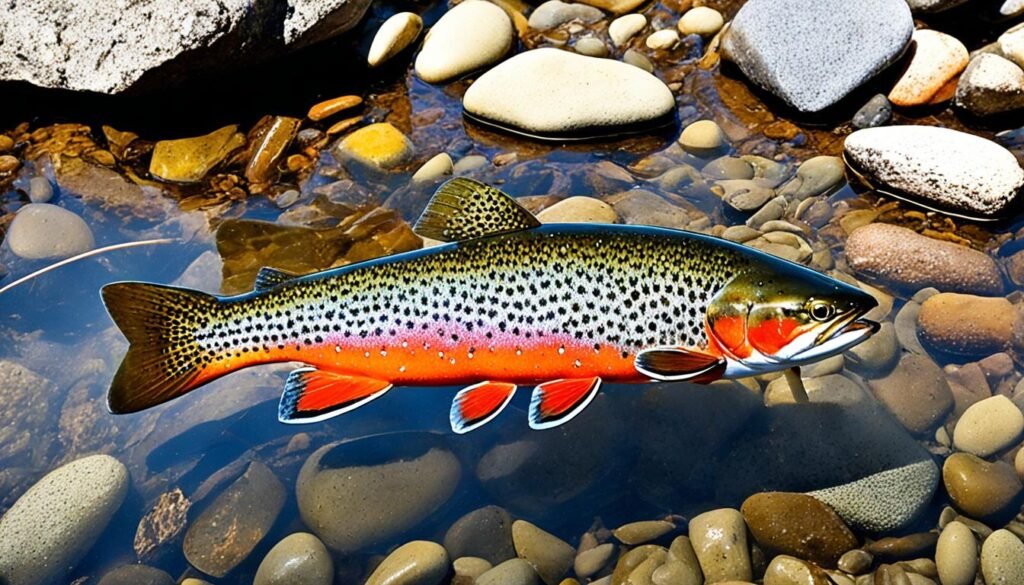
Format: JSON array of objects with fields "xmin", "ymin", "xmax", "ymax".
[{"xmin": 2, "ymin": 0, "xmax": 1024, "ymax": 583}]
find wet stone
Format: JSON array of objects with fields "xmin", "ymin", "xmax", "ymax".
[
  {"xmin": 575, "ymin": 543, "xmax": 616, "ymax": 578},
  {"xmin": 678, "ymin": 6, "xmax": 723, "ymax": 36},
  {"xmin": 96, "ymin": 565, "xmax": 174, "ymax": 585},
  {"xmin": 763, "ymin": 555, "xmax": 831, "ymax": 585},
  {"xmin": 134, "ymin": 488, "xmax": 191, "ymax": 562},
  {"xmin": 183, "ymin": 461, "xmax": 286, "ymax": 578},
  {"xmin": 454, "ymin": 557, "xmax": 492, "ymax": 583},
  {"xmin": 702, "ymin": 156, "xmax": 754, "ymax": 180},
  {"xmin": 776, "ymin": 156, "xmax": 845, "ymax": 201},
  {"xmin": 613, "ymin": 520, "xmax": 675, "ymax": 545},
  {"xmin": 953, "ymin": 395, "xmax": 1024, "ymax": 457},
  {"xmin": 609, "ymin": 14, "xmax": 646, "ymax": 47},
  {"xmin": 664, "ymin": 536, "xmax": 703, "ymax": 585},
  {"xmin": 513, "ymin": 520, "xmax": 575, "ymax": 585},
  {"xmin": 335, "ymin": 122, "xmax": 414, "ymax": 169},
  {"xmin": 688, "ymin": 509, "xmax": 752, "ymax": 583},
  {"xmin": 529, "ymin": 1, "xmax": 604, "ymax": 30},
  {"xmin": 838, "ymin": 549, "xmax": 873, "ymax": 575},
  {"xmin": 646, "ymin": 29, "xmax": 679, "ymax": 50},
  {"xmin": 443, "ymin": 505, "xmax": 516, "ymax": 566},
  {"xmin": 955, "ymin": 53, "xmax": 1024, "ymax": 116},
  {"xmin": 369, "ymin": 12, "xmax": 423, "ymax": 67},
  {"xmin": 0, "ymin": 455, "xmax": 129, "ymax": 585},
  {"xmin": 741, "ymin": 492, "xmax": 858, "ymax": 567},
  {"xmin": 943, "ymin": 453, "xmax": 1022, "ymax": 518},
  {"xmin": 5, "ymin": 203, "xmax": 94, "ymax": 260},
  {"xmin": 297, "ymin": 433, "xmax": 460, "ymax": 553},
  {"xmin": 935, "ymin": 521, "xmax": 977, "ymax": 585},
  {"xmin": 149, "ymin": 124, "xmax": 245, "ymax": 183},
  {"xmin": 308, "ymin": 95, "xmax": 362, "ymax": 121},
  {"xmin": 863, "ymin": 533, "xmax": 937, "ymax": 560},
  {"xmin": 678, "ymin": 120, "xmax": 726, "ymax": 155},
  {"xmin": 28, "ymin": 176, "xmax": 53, "ymax": 203},
  {"xmin": 575, "ymin": 37, "xmax": 609, "ymax": 57},
  {"xmin": 845, "ymin": 224, "xmax": 1004, "ymax": 295},
  {"xmin": 980, "ymin": 529, "xmax": 1024, "ymax": 584},
  {"xmin": 917, "ymin": 293, "xmax": 1015, "ymax": 358},
  {"xmin": 365, "ymin": 541, "xmax": 449, "ymax": 585},
  {"xmin": 867, "ymin": 353, "xmax": 953, "ymax": 435},
  {"xmin": 477, "ymin": 559, "xmax": 540, "ymax": 585},
  {"xmin": 254, "ymin": 533, "xmax": 332, "ymax": 585},
  {"xmin": 412, "ymin": 153, "xmax": 454, "ymax": 182},
  {"xmin": 607, "ymin": 189, "xmax": 692, "ymax": 228},
  {"xmin": 888, "ymin": 30, "xmax": 968, "ymax": 106},
  {"xmin": 245, "ymin": 115, "xmax": 300, "ymax": 184},
  {"xmin": 853, "ymin": 94, "xmax": 893, "ymax": 129},
  {"xmin": 623, "ymin": 49, "xmax": 654, "ymax": 72}
]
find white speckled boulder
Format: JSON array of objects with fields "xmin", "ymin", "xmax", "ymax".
[
  {"xmin": 463, "ymin": 48, "xmax": 675, "ymax": 139},
  {"xmin": 844, "ymin": 125, "xmax": 1024, "ymax": 219},
  {"xmin": 0, "ymin": 0, "xmax": 370, "ymax": 94},
  {"xmin": 721, "ymin": 0, "xmax": 913, "ymax": 112},
  {"xmin": 0, "ymin": 455, "xmax": 129, "ymax": 585}
]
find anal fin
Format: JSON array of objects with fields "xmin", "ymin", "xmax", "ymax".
[
  {"xmin": 634, "ymin": 347, "xmax": 726, "ymax": 383},
  {"xmin": 528, "ymin": 377, "xmax": 601, "ymax": 430},
  {"xmin": 450, "ymin": 381, "xmax": 517, "ymax": 434},
  {"xmin": 279, "ymin": 368, "xmax": 392, "ymax": 424}
]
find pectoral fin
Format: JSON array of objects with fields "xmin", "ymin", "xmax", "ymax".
[
  {"xmin": 634, "ymin": 347, "xmax": 726, "ymax": 383},
  {"xmin": 450, "ymin": 381, "xmax": 518, "ymax": 434},
  {"xmin": 279, "ymin": 368, "xmax": 392, "ymax": 423},
  {"xmin": 528, "ymin": 377, "xmax": 602, "ymax": 430}
]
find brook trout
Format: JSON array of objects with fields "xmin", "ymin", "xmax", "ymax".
[{"xmin": 102, "ymin": 178, "xmax": 878, "ymax": 433}]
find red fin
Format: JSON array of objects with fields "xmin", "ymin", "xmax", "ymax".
[
  {"xmin": 634, "ymin": 347, "xmax": 726, "ymax": 383},
  {"xmin": 279, "ymin": 368, "xmax": 392, "ymax": 423},
  {"xmin": 450, "ymin": 381, "xmax": 517, "ymax": 434},
  {"xmin": 529, "ymin": 377, "xmax": 601, "ymax": 430}
]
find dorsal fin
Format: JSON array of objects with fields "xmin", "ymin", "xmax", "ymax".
[
  {"xmin": 413, "ymin": 177, "xmax": 540, "ymax": 242},
  {"xmin": 254, "ymin": 267, "xmax": 300, "ymax": 291}
]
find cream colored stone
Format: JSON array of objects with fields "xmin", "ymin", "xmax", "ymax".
[
  {"xmin": 609, "ymin": 13, "xmax": 646, "ymax": 47},
  {"xmin": 936, "ymin": 521, "xmax": 977, "ymax": 585},
  {"xmin": 415, "ymin": 1, "xmax": 513, "ymax": 83},
  {"xmin": 368, "ymin": 12, "xmax": 423, "ymax": 67},
  {"xmin": 953, "ymin": 395, "xmax": 1024, "ymax": 457},
  {"xmin": 678, "ymin": 7, "xmax": 724, "ymax": 36}
]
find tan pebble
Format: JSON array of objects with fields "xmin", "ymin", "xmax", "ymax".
[
  {"xmin": 665, "ymin": 536, "xmax": 703, "ymax": 585},
  {"xmin": 0, "ymin": 134, "xmax": 14, "ymax": 152},
  {"xmin": 763, "ymin": 555, "xmax": 831, "ymax": 584},
  {"xmin": 864, "ymin": 533, "xmax": 937, "ymax": 561},
  {"xmin": 943, "ymin": 453, "xmax": 1022, "ymax": 518},
  {"xmin": 573, "ymin": 543, "xmax": 615, "ymax": 578},
  {"xmin": 904, "ymin": 574, "xmax": 935, "ymax": 585},
  {"xmin": 368, "ymin": 12, "xmax": 424, "ymax": 67},
  {"xmin": 611, "ymin": 546, "xmax": 666, "ymax": 585},
  {"xmin": 512, "ymin": 520, "xmax": 574, "ymax": 585},
  {"xmin": 936, "ymin": 521, "xmax": 977, "ymax": 585},
  {"xmin": 838, "ymin": 549, "xmax": 873, "ymax": 574},
  {"xmin": 308, "ymin": 95, "xmax": 363, "ymax": 121},
  {"xmin": 953, "ymin": 395, "xmax": 1023, "ymax": 457},
  {"xmin": 688, "ymin": 509, "xmax": 752, "ymax": 583},
  {"xmin": 678, "ymin": 6, "xmax": 724, "ymax": 36},
  {"xmin": 917, "ymin": 293, "xmax": 1015, "ymax": 358},
  {"xmin": 741, "ymin": 492, "xmax": 858, "ymax": 566},
  {"xmin": 537, "ymin": 197, "xmax": 619, "ymax": 224},
  {"xmin": 1015, "ymin": 447, "xmax": 1024, "ymax": 480},
  {"xmin": 286, "ymin": 154, "xmax": 311, "ymax": 172},
  {"xmin": 454, "ymin": 556, "xmax": 492, "ymax": 580},
  {"xmin": 980, "ymin": 529, "xmax": 1024, "ymax": 584},
  {"xmin": 873, "ymin": 563, "xmax": 911, "ymax": 585},
  {"xmin": 867, "ymin": 354, "xmax": 953, "ymax": 435},
  {"xmin": 646, "ymin": 29, "xmax": 679, "ymax": 50},
  {"xmin": 678, "ymin": 120, "xmax": 725, "ymax": 154},
  {"xmin": 326, "ymin": 115, "xmax": 364, "ymax": 136},
  {"xmin": 651, "ymin": 561, "xmax": 700, "ymax": 585},
  {"xmin": 894, "ymin": 558, "xmax": 936, "ymax": 578},
  {"xmin": 888, "ymin": 30, "xmax": 968, "ymax": 106},
  {"xmin": 625, "ymin": 552, "xmax": 666, "ymax": 585},
  {"xmin": 0, "ymin": 154, "xmax": 20, "ymax": 174},
  {"xmin": 612, "ymin": 521, "xmax": 674, "ymax": 545}
]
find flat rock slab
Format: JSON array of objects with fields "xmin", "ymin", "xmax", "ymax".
[
  {"xmin": 721, "ymin": 0, "xmax": 913, "ymax": 113},
  {"xmin": 463, "ymin": 48, "xmax": 676, "ymax": 140},
  {"xmin": 844, "ymin": 125, "xmax": 1024, "ymax": 219}
]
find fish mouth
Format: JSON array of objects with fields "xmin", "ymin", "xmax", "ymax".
[{"xmin": 793, "ymin": 315, "xmax": 879, "ymax": 364}]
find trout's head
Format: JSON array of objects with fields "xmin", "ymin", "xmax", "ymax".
[{"xmin": 706, "ymin": 266, "xmax": 879, "ymax": 376}]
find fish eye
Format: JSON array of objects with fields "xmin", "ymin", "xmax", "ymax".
[{"xmin": 809, "ymin": 301, "xmax": 834, "ymax": 322}]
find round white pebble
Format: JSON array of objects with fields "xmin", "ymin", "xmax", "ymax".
[
  {"xmin": 646, "ymin": 29, "xmax": 680, "ymax": 50},
  {"xmin": 609, "ymin": 13, "xmax": 646, "ymax": 47},
  {"xmin": 678, "ymin": 6, "xmax": 724, "ymax": 36}
]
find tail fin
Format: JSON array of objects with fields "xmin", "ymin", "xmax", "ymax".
[{"xmin": 101, "ymin": 282, "xmax": 220, "ymax": 414}]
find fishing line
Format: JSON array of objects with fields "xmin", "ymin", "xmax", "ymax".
[{"xmin": 0, "ymin": 238, "xmax": 177, "ymax": 296}]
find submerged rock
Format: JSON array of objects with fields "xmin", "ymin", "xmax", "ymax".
[
  {"xmin": 512, "ymin": 520, "xmax": 575, "ymax": 585},
  {"xmin": 529, "ymin": 1, "xmax": 604, "ymax": 30},
  {"xmin": 741, "ymin": 492, "xmax": 858, "ymax": 567},
  {"xmin": 980, "ymin": 530, "xmax": 1024, "ymax": 584},
  {"xmin": 917, "ymin": 293, "xmax": 1015, "ymax": 357},
  {"xmin": 0, "ymin": 0, "xmax": 370, "ymax": 93},
  {"xmin": 5, "ymin": 203, "xmax": 94, "ymax": 260},
  {"xmin": 688, "ymin": 509, "xmax": 752, "ymax": 583},
  {"xmin": 443, "ymin": 506, "xmax": 516, "ymax": 565},
  {"xmin": 852, "ymin": 94, "xmax": 893, "ymax": 129},
  {"xmin": 183, "ymin": 461, "xmax": 286, "ymax": 577},
  {"xmin": 463, "ymin": 48, "xmax": 675, "ymax": 139},
  {"xmin": 96, "ymin": 565, "xmax": 174, "ymax": 585},
  {"xmin": 953, "ymin": 395, "xmax": 1024, "ymax": 458},
  {"xmin": 844, "ymin": 126, "xmax": 1024, "ymax": 219},
  {"xmin": 336, "ymin": 122, "xmax": 414, "ymax": 169},
  {"xmin": 721, "ymin": 0, "xmax": 913, "ymax": 112},
  {"xmin": 297, "ymin": 433, "xmax": 460, "ymax": 553},
  {"xmin": 254, "ymin": 533, "xmax": 333, "ymax": 585},
  {"xmin": 415, "ymin": 1, "xmax": 513, "ymax": 83},
  {"xmin": 366, "ymin": 541, "xmax": 449, "ymax": 585},
  {"xmin": 678, "ymin": 7, "xmax": 724, "ymax": 36},
  {"xmin": 936, "ymin": 521, "xmax": 977, "ymax": 585},
  {"xmin": 944, "ymin": 454, "xmax": 1022, "ymax": 518},
  {"xmin": 888, "ymin": 29, "xmax": 967, "ymax": 106},
  {"xmin": 149, "ymin": 125, "xmax": 245, "ymax": 183},
  {"xmin": 0, "ymin": 455, "xmax": 129, "ymax": 585},
  {"xmin": 845, "ymin": 223, "xmax": 1004, "ymax": 295}
]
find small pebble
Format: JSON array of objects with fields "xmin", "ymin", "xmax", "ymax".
[
  {"xmin": 412, "ymin": 153, "xmax": 454, "ymax": 183},
  {"xmin": 28, "ymin": 177, "xmax": 54, "ymax": 203},
  {"xmin": 838, "ymin": 549, "xmax": 872, "ymax": 574},
  {"xmin": 307, "ymin": 95, "xmax": 362, "ymax": 121},
  {"xmin": 646, "ymin": 29, "xmax": 679, "ymax": 50},
  {"xmin": 537, "ymin": 197, "xmax": 619, "ymax": 224},
  {"xmin": 365, "ymin": 541, "xmax": 449, "ymax": 585},
  {"xmin": 623, "ymin": 49, "xmax": 654, "ymax": 72},
  {"xmin": 852, "ymin": 94, "xmax": 893, "ymax": 129},
  {"xmin": 574, "ymin": 543, "xmax": 615, "ymax": 578},
  {"xmin": 477, "ymin": 558, "xmax": 540, "ymax": 585},
  {"xmin": 454, "ymin": 557, "xmax": 492, "ymax": 582},
  {"xmin": 254, "ymin": 533, "xmax": 333, "ymax": 585},
  {"xmin": 368, "ymin": 12, "xmax": 424, "ymax": 67},
  {"xmin": 953, "ymin": 395, "xmax": 1024, "ymax": 457},
  {"xmin": 678, "ymin": 120, "xmax": 725, "ymax": 154},
  {"xmin": 944, "ymin": 453, "xmax": 1023, "ymax": 518},
  {"xmin": 575, "ymin": 37, "xmax": 609, "ymax": 57},
  {"xmin": 689, "ymin": 509, "xmax": 752, "ymax": 583},
  {"xmin": 512, "ymin": 520, "xmax": 574, "ymax": 585},
  {"xmin": 677, "ymin": 6, "xmax": 724, "ymax": 36},
  {"xmin": 609, "ymin": 13, "xmax": 647, "ymax": 47},
  {"xmin": 936, "ymin": 522, "xmax": 977, "ymax": 585},
  {"xmin": 980, "ymin": 530, "xmax": 1024, "ymax": 584},
  {"xmin": 613, "ymin": 520, "xmax": 674, "ymax": 545}
]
